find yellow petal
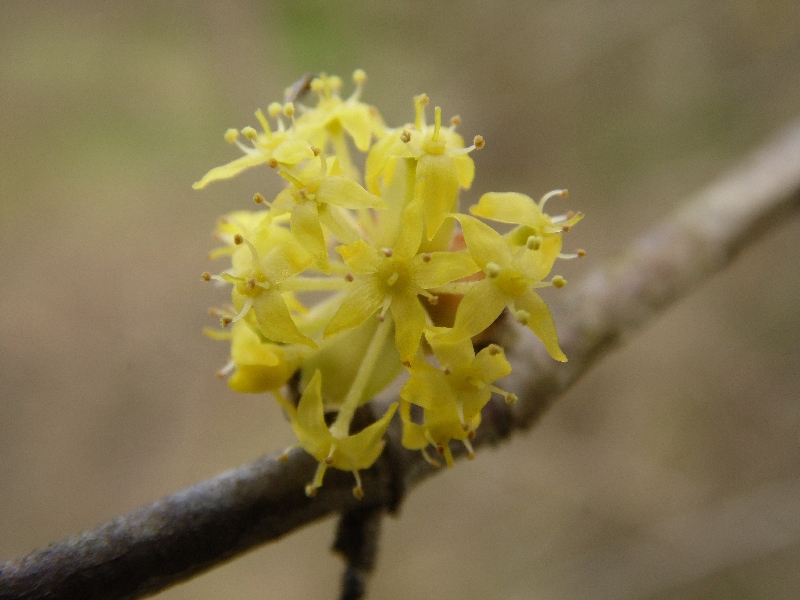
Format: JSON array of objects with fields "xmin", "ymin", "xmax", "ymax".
[
  {"xmin": 513, "ymin": 289, "xmax": 567, "ymax": 362},
  {"xmin": 260, "ymin": 242, "xmax": 312, "ymax": 284},
  {"xmin": 272, "ymin": 138, "xmax": 315, "ymax": 164},
  {"xmin": 333, "ymin": 403, "xmax": 398, "ymax": 470},
  {"xmin": 290, "ymin": 200, "xmax": 330, "ymax": 274},
  {"xmin": 471, "ymin": 344, "xmax": 513, "ymax": 383},
  {"xmin": 292, "ymin": 371, "xmax": 334, "ymax": 460},
  {"xmin": 411, "ymin": 250, "xmax": 479, "ymax": 289},
  {"xmin": 471, "ymin": 192, "xmax": 546, "ymax": 229},
  {"xmin": 193, "ymin": 152, "xmax": 269, "ymax": 190},
  {"xmin": 230, "ymin": 321, "xmax": 281, "ymax": 367},
  {"xmin": 317, "ymin": 176, "xmax": 386, "ymax": 209},
  {"xmin": 338, "ymin": 103, "xmax": 375, "ymax": 151},
  {"xmin": 416, "ymin": 153, "xmax": 460, "ymax": 240},
  {"xmin": 454, "ymin": 154, "xmax": 475, "ymax": 190},
  {"xmin": 324, "ymin": 280, "xmax": 385, "ymax": 337},
  {"xmin": 439, "ymin": 278, "xmax": 508, "ymax": 344},
  {"xmin": 399, "ymin": 400, "xmax": 430, "ymax": 450},
  {"xmin": 253, "ymin": 289, "xmax": 317, "ymax": 347},
  {"xmin": 389, "ymin": 293, "xmax": 427, "ymax": 362},
  {"xmin": 427, "ymin": 335, "xmax": 475, "ymax": 370},
  {"xmin": 400, "ymin": 362, "xmax": 451, "ymax": 410},
  {"xmin": 337, "ymin": 239, "xmax": 382, "ymax": 274},
  {"xmin": 456, "ymin": 214, "xmax": 514, "ymax": 270}
]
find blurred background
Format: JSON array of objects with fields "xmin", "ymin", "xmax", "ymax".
[{"xmin": 1, "ymin": 1, "xmax": 799, "ymax": 598}]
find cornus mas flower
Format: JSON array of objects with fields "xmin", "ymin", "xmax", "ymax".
[{"xmin": 197, "ymin": 70, "xmax": 584, "ymax": 497}]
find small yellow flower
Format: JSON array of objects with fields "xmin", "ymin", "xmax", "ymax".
[
  {"xmin": 438, "ymin": 214, "xmax": 567, "ymax": 361},
  {"xmin": 365, "ymin": 95, "xmax": 480, "ymax": 241},
  {"xmin": 221, "ymin": 320, "xmax": 310, "ymax": 393},
  {"xmin": 193, "ymin": 106, "xmax": 314, "ymax": 190},
  {"xmin": 399, "ymin": 332, "xmax": 513, "ymax": 465},
  {"xmin": 217, "ymin": 229, "xmax": 316, "ymax": 347},
  {"xmin": 277, "ymin": 371, "xmax": 398, "ymax": 498},
  {"xmin": 324, "ymin": 210, "xmax": 479, "ymax": 362},
  {"xmin": 270, "ymin": 154, "xmax": 385, "ymax": 273}
]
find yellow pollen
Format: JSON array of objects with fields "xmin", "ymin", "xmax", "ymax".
[
  {"xmin": 526, "ymin": 235, "xmax": 541, "ymax": 250},
  {"xmin": 242, "ymin": 126, "xmax": 257, "ymax": 140},
  {"xmin": 224, "ymin": 128, "xmax": 239, "ymax": 143},
  {"xmin": 282, "ymin": 102, "xmax": 295, "ymax": 118},
  {"xmin": 515, "ymin": 310, "xmax": 531, "ymax": 325},
  {"xmin": 488, "ymin": 345, "xmax": 501, "ymax": 355},
  {"xmin": 474, "ymin": 135, "xmax": 485, "ymax": 149},
  {"xmin": 352, "ymin": 69, "xmax": 366, "ymax": 85},
  {"xmin": 267, "ymin": 158, "xmax": 278, "ymax": 168},
  {"xmin": 505, "ymin": 393, "xmax": 518, "ymax": 404},
  {"xmin": 485, "ymin": 262, "xmax": 501, "ymax": 278},
  {"xmin": 267, "ymin": 102, "xmax": 282, "ymax": 117},
  {"xmin": 400, "ymin": 130, "xmax": 411, "ymax": 143},
  {"xmin": 552, "ymin": 275, "xmax": 567, "ymax": 288}
]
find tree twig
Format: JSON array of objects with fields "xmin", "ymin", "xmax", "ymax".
[{"xmin": 2, "ymin": 121, "xmax": 799, "ymax": 600}]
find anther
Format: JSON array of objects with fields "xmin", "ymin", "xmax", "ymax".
[
  {"xmin": 214, "ymin": 369, "xmax": 225, "ymax": 380},
  {"xmin": 562, "ymin": 225, "xmax": 571, "ymax": 233},
  {"xmin": 352, "ymin": 69, "xmax": 366, "ymax": 85},
  {"xmin": 422, "ymin": 253, "xmax": 432, "ymax": 262},
  {"xmin": 485, "ymin": 262, "xmax": 501, "ymax": 278},
  {"xmin": 400, "ymin": 130, "xmax": 411, "ymax": 143},
  {"xmin": 577, "ymin": 248, "xmax": 587, "ymax": 258},
  {"xmin": 267, "ymin": 158, "xmax": 278, "ymax": 169},
  {"xmin": 450, "ymin": 115, "xmax": 461, "ymax": 126},
  {"xmin": 201, "ymin": 272, "xmax": 211, "ymax": 281},
  {"xmin": 444, "ymin": 368, "xmax": 452, "ymax": 375},
  {"xmin": 282, "ymin": 102, "xmax": 295, "ymax": 118},
  {"xmin": 560, "ymin": 189, "xmax": 569, "ymax": 198},
  {"xmin": 436, "ymin": 444, "xmax": 445, "ymax": 455},
  {"xmin": 376, "ymin": 313, "xmax": 385, "ymax": 323},
  {"xmin": 468, "ymin": 430, "xmax": 477, "ymax": 440},
  {"xmin": 324, "ymin": 455, "xmax": 334, "ymax": 465},
  {"xmin": 233, "ymin": 234, "xmax": 244, "ymax": 245},
  {"xmin": 344, "ymin": 273, "xmax": 354, "ymax": 282},
  {"xmin": 381, "ymin": 247, "xmax": 393, "ymax": 257},
  {"xmin": 514, "ymin": 310, "xmax": 531, "ymax": 325},
  {"xmin": 241, "ymin": 126, "xmax": 257, "ymax": 140},
  {"xmin": 526, "ymin": 235, "xmax": 541, "ymax": 250},
  {"xmin": 220, "ymin": 316, "xmax": 233, "ymax": 327},
  {"xmin": 267, "ymin": 102, "xmax": 283, "ymax": 117},
  {"xmin": 253, "ymin": 192, "xmax": 266, "ymax": 204},
  {"xmin": 488, "ymin": 345, "xmax": 501, "ymax": 356},
  {"xmin": 566, "ymin": 210, "xmax": 575, "ymax": 219},
  {"xmin": 552, "ymin": 275, "xmax": 567, "ymax": 289},
  {"xmin": 473, "ymin": 135, "xmax": 485, "ymax": 149},
  {"xmin": 310, "ymin": 78, "xmax": 324, "ymax": 93},
  {"xmin": 329, "ymin": 75, "xmax": 343, "ymax": 91},
  {"xmin": 352, "ymin": 486, "xmax": 365, "ymax": 500},
  {"xmin": 305, "ymin": 484, "xmax": 318, "ymax": 497},
  {"xmin": 310, "ymin": 145, "xmax": 321, "ymax": 156},
  {"xmin": 224, "ymin": 128, "xmax": 239, "ymax": 143},
  {"xmin": 402, "ymin": 361, "xmax": 411, "ymax": 368},
  {"xmin": 278, "ymin": 451, "xmax": 289, "ymax": 463},
  {"xmin": 427, "ymin": 295, "xmax": 439, "ymax": 306},
  {"xmin": 505, "ymin": 393, "xmax": 518, "ymax": 404},
  {"xmin": 246, "ymin": 278, "xmax": 256, "ymax": 289}
]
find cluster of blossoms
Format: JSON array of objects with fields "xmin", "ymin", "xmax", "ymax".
[{"xmin": 197, "ymin": 71, "xmax": 583, "ymax": 498}]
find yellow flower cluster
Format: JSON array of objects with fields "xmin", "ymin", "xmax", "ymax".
[{"xmin": 197, "ymin": 71, "xmax": 582, "ymax": 498}]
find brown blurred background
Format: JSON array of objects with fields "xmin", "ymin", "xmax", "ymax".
[{"xmin": 1, "ymin": 1, "xmax": 799, "ymax": 598}]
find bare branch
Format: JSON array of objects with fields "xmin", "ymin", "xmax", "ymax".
[{"xmin": 2, "ymin": 121, "xmax": 799, "ymax": 600}]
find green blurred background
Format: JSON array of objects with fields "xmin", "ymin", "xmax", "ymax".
[{"xmin": 2, "ymin": 1, "xmax": 799, "ymax": 598}]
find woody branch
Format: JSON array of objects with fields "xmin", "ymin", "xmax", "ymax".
[{"xmin": 1, "ymin": 120, "xmax": 799, "ymax": 600}]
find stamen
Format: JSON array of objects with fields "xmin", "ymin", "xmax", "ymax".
[
  {"xmin": 539, "ymin": 188, "xmax": 568, "ymax": 209},
  {"xmin": 345, "ymin": 273, "xmax": 354, "ymax": 282},
  {"xmin": 577, "ymin": 248, "xmax": 587, "ymax": 258},
  {"xmin": 421, "ymin": 449, "xmax": 442, "ymax": 468},
  {"xmin": 201, "ymin": 272, "xmax": 211, "ymax": 281},
  {"xmin": 352, "ymin": 68, "xmax": 366, "ymax": 86},
  {"xmin": 473, "ymin": 135, "xmax": 485, "ymax": 149},
  {"xmin": 267, "ymin": 158, "xmax": 278, "ymax": 169},
  {"xmin": 282, "ymin": 102, "xmax": 295, "ymax": 119},
  {"xmin": 514, "ymin": 310, "xmax": 531, "ymax": 325},
  {"xmin": 381, "ymin": 247, "xmax": 393, "ymax": 257},
  {"xmin": 253, "ymin": 192, "xmax": 266, "ymax": 205},
  {"xmin": 488, "ymin": 344, "xmax": 502, "ymax": 356},
  {"xmin": 241, "ymin": 126, "xmax": 257, "ymax": 141},
  {"xmin": 462, "ymin": 437, "xmax": 476, "ymax": 460},
  {"xmin": 215, "ymin": 359, "xmax": 235, "ymax": 379},
  {"xmin": 422, "ymin": 253, "xmax": 432, "ymax": 262},
  {"xmin": 505, "ymin": 393, "xmax": 518, "ymax": 404},
  {"xmin": 552, "ymin": 275, "xmax": 567, "ymax": 289},
  {"xmin": 267, "ymin": 102, "xmax": 283, "ymax": 118},
  {"xmin": 450, "ymin": 115, "xmax": 461, "ymax": 127},
  {"xmin": 400, "ymin": 130, "xmax": 411, "ymax": 143},
  {"xmin": 414, "ymin": 94, "xmax": 429, "ymax": 129},
  {"xmin": 352, "ymin": 470, "xmax": 364, "ymax": 499},
  {"xmin": 324, "ymin": 443, "xmax": 337, "ymax": 465}
]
